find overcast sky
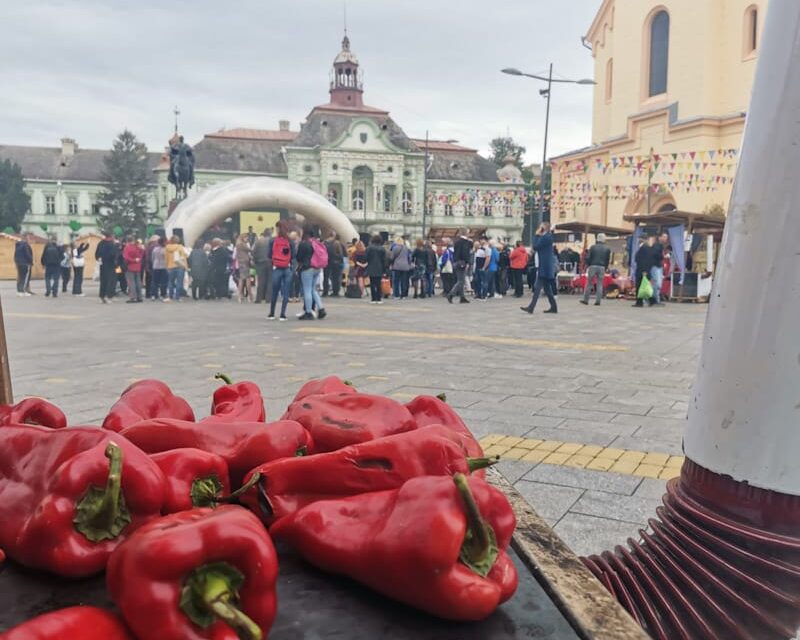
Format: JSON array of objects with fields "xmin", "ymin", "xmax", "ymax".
[{"xmin": 1, "ymin": 0, "xmax": 599, "ymax": 163}]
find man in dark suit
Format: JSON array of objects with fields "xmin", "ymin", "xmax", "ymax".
[{"xmin": 521, "ymin": 222, "xmax": 558, "ymax": 315}]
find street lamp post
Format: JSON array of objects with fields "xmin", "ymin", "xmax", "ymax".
[{"xmin": 501, "ymin": 65, "xmax": 594, "ymax": 246}]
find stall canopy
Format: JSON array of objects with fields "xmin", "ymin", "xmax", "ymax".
[
  {"xmin": 427, "ymin": 226, "xmax": 487, "ymax": 243},
  {"xmin": 623, "ymin": 211, "xmax": 725, "ymax": 236},
  {"xmin": 555, "ymin": 220, "xmax": 633, "ymax": 238}
]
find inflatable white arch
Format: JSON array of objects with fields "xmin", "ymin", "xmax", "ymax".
[{"xmin": 164, "ymin": 177, "xmax": 360, "ymax": 248}]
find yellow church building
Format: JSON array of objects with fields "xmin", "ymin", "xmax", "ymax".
[{"xmin": 551, "ymin": 0, "xmax": 766, "ymax": 225}]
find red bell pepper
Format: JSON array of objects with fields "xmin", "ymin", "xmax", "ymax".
[
  {"xmin": 271, "ymin": 473, "xmax": 518, "ymax": 621},
  {"xmin": 0, "ymin": 606, "xmax": 133, "ymax": 640},
  {"xmin": 292, "ymin": 375, "xmax": 356, "ymax": 402},
  {"xmin": 120, "ymin": 418, "xmax": 312, "ymax": 488},
  {"xmin": 0, "ymin": 425, "xmax": 165, "ymax": 577},
  {"xmin": 241, "ymin": 425, "xmax": 498, "ymax": 525},
  {"xmin": 282, "ymin": 391, "xmax": 416, "ymax": 452},
  {"xmin": 0, "ymin": 397, "xmax": 67, "ymax": 429},
  {"xmin": 108, "ymin": 505, "xmax": 278, "ymax": 640},
  {"xmin": 102, "ymin": 379, "xmax": 195, "ymax": 432},
  {"xmin": 208, "ymin": 373, "xmax": 266, "ymax": 422},
  {"xmin": 150, "ymin": 448, "xmax": 232, "ymax": 513},
  {"xmin": 406, "ymin": 393, "xmax": 484, "ymax": 460}
]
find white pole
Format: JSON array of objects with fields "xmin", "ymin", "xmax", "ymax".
[
  {"xmin": 706, "ymin": 234, "xmax": 713, "ymax": 273},
  {"xmin": 684, "ymin": 0, "xmax": 800, "ymax": 495}
]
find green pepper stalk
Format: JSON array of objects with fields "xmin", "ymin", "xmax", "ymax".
[{"xmin": 74, "ymin": 442, "xmax": 132, "ymax": 542}]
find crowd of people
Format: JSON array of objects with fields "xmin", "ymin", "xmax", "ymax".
[{"xmin": 11, "ymin": 220, "xmax": 676, "ymax": 318}]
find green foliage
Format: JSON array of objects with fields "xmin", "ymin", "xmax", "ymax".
[
  {"xmin": 0, "ymin": 159, "xmax": 30, "ymax": 233},
  {"xmin": 97, "ymin": 130, "xmax": 153, "ymax": 237},
  {"xmin": 489, "ymin": 137, "xmax": 526, "ymax": 169}
]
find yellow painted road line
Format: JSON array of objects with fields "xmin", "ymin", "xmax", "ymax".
[
  {"xmin": 7, "ymin": 312, "xmax": 85, "ymax": 320},
  {"xmin": 292, "ymin": 328, "xmax": 628, "ymax": 352},
  {"xmin": 479, "ymin": 433, "xmax": 684, "ymax": 480}
]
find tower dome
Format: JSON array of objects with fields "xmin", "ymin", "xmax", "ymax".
[
  {"xmin": 497, "ymin": 154, "xmax": 524, "ymax": 183},
  {"xmin": 329, "ymin": 33, "xmax": 364, "ymax": 108}
]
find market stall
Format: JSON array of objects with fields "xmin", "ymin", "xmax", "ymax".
[
  {"xmin": 623, "ymin": 210, "xmax": 725, "ymax": 302},
  {"xmin": 554, "ymin": 221, "xmax": 633, "ymax": 296}
]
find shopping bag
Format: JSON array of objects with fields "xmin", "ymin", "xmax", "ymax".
[
  {"xmin": 637, "ymin": 275, "xmax": 654, "ymax": 299},
  {"xmin": 381, "ymin": 277, "xmax": 392, "ymax": 296}
]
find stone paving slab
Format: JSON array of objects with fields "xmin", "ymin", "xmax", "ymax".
[{"xmin": 1, "ymin": 279, "xmax": 706, "ymax": 556}]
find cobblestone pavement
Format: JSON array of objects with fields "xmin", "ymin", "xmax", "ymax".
[{"xmin": 2, "ymin": 280, "xmax": 706, "ymax": 556}]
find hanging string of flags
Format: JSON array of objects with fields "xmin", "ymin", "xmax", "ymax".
[
  {"xmin": 551, "ymin": 147, "xmax": 740, "ymax": 208},
  {"xmin": 425, "ymin": 188, "xmax": 528, "ymax": 213}
]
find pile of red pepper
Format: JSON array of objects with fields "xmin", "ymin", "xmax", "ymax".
[{"xmin": 0, "ymin": 375, "xmax": 517, "ymax": 638}]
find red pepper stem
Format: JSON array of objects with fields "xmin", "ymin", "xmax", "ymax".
[
  {"xmin": 436, "ymin": 392, "xmax": 448, "ymax": 402},
  {"xmin": 453, "ymin": 472, "xmax": 489, "ymax": 551},
  {"xmin": 73, "ymin": 441, "xmax": 131, "ymax": 541},
  {"xmin": 467, "ymin": 455, "xmax": 501, "ymax": 473},
  {"xmin": 215, "ymin": 472, "xmax": 261, "ymax": 503},
  {"xmin": 214, "ymin": 372, "xmax": 234, "ymax": 385},
  {"xmin": 203, "ymin": 573, "xmax": 262, "ymax": 640}
]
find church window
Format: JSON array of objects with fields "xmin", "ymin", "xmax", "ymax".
[
  {"xmin": 647, "ymin": 10, "xmax": 669, "ymax": 97},
  {"xmin": 444, "ymin": 203, "xmax": 453, "ymax": 217},
  {"xmin": 68, "ymin": 196, "xmax": 78, "ymax": 215},
  {"xmin": 744, "ymin": 6, "xmax": 758, "ymax": 55},
  {"xmin": 45, "ymin": 195, "xmax": 55, "ymax": 215},
  {"xmin": 401, "ymin": 191, "xmax": 413, "ymax": 215},
  {"xmin": 352, "ymin": 189, "xmax": 365, "ymax": 211}
]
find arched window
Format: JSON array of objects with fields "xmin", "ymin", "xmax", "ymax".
[
  {"xmin": 648, "ymin": 10, "xmax": 669, "ymax": 97},
  {"xmin": 352, "ymin": 189, "xmax": 364, "ymax": 211},
  {"xmin": 605, "ymin": 58, "xmax": 613, "ymax": 101},
  {"xmin": 401, "ymin": 191, "xmax": 413, "ymax": 215},
  {"xmin": 744, "ymin": 5, "xmax": 758, "ymax": 55}
]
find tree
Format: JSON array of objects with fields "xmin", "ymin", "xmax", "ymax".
[
  {"xmin": 0, "ymin": 159, "xmax": 30, "ymax": 232},
  {"xmin": 489, "ymin": 136, "xmax": 526, "ymax": 169},
  {"xmin": 97, "ymin": 130, "xmax": 153, "ymax": 237}
]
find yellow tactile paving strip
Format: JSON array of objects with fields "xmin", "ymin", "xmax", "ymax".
[{"xmin": 479, "ymin": 434, "xmax": 684, "ymax": 480}]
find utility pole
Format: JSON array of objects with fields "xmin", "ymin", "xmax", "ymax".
[{"xmin": 422, "ymin": 129, "xmax": 429, "ymax": 239}]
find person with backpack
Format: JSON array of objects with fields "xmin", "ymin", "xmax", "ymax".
[
  {"xmin": 295, "ymin": 227, "xmax": 327, "ymax": 321},
  {"xmin": 40, "ymin": 236, "xmax": 62, "ymax": 298},
  {"xmin": 14, "ymin": 237, "xmax": 33, "ymax": 296},
  {"xmin": 268, "ymin": 221, "xmax": 295, "ymax": 321},
  {"xmin": 323, "ymin": 232, "xmax": 345, "ymax": 297}
]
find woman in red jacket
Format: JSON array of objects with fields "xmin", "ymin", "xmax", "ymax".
[
  {"xmin": 509, "ymin": 241, "xmax": 529, "ymax": 298},
  {"xmin": 122, "ymin": 237, "xmax": 145, "ymax": 303}
]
